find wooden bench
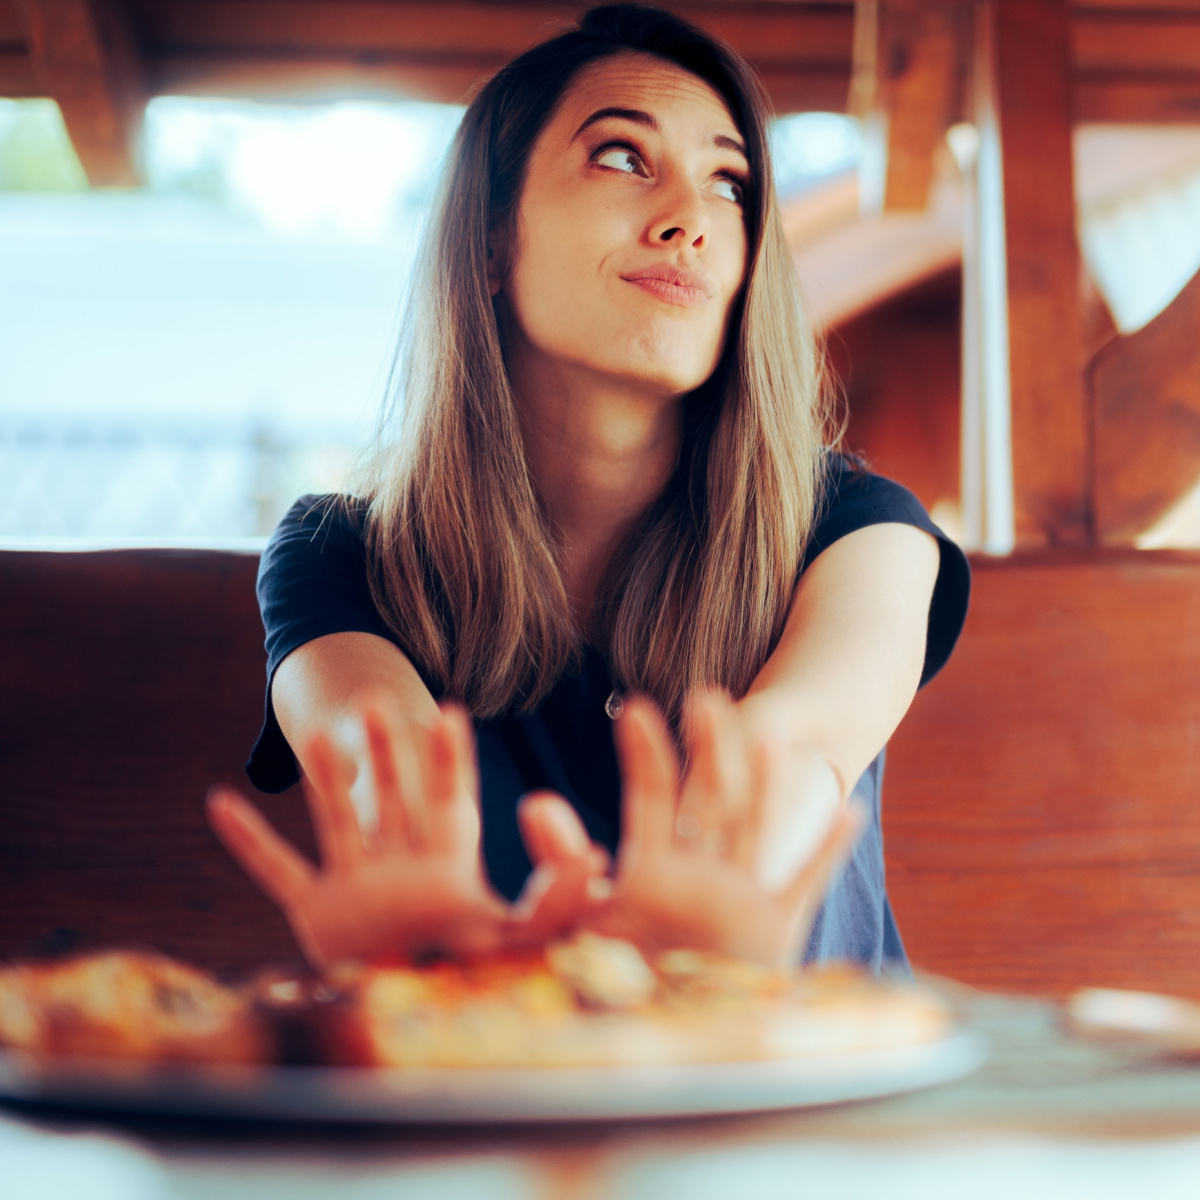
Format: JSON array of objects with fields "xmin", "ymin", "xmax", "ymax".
[{"xmin": 4, "ymin": 546, "xmax": 1200, "ymax": 997}]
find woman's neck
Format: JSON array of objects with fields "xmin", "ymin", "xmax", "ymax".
[{"xmin": 512, "ymin": 357, "xmax": 683, "ymax": 627}]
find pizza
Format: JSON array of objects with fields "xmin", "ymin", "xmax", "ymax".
[
  {"xmin": 0, "ymin": 934, "xmax": 950, "ymax": 1070},
  {"xmin": 319, "ymin": 934, "xmax": 951, "ymax": 1069},
  {"xmin": 0, "ymin": 950, "xmax": 266, "ymax": 1065}
]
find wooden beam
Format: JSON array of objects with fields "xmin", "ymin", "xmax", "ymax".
[
  {"xmin": 1073, "ymin": 7, "xmax": 1200, "ymax": 74},
  {"xmin": 995, "ymin": 0, "xmax": 1089, "ymax": 546},
  {"xmin": 138, "ymin": 0, "xmax": 854, "ymax": 113},
  {"xmin": 1075, "ymin": 75, "xmax": 1200, "ymax": 123},
  {"xmin": 15, "ymin": 0, "xmax": 144, "ymax": 185},
  {"xmin": 1071, "ymin": 5, "xmax": 1200, "ymax": 121},
  {"xmin": 857, "ymin": 0, "xmax": 963, "ymax": 212},
  {"xmin": 136, "ymin": 1, "xmax": 853, "ymax": 63},
  {"xmin": 0, "ymin": 51, "xmax": 38, "ymax": 96},
  {"xmin": 0, "ymin": 0, "xmax": 24, "ymax": 39},
  {"xmin": 153, "ymin": 56, "xmax": 501, "ymax": 106},
  {"xmin": 0, "ymin": 0, "xmax": 35, "ymax": 93},
  {"xmin": 1091, "ymin": 264, "xmax": 1200, "ymax": 544}
]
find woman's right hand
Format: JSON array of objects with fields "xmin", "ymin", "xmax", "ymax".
[
  {"xmin": 207, "ymin": 700, "xmax": 602, "ymax": 971},
  {"xmin": 561, "ymin": 693, "xmax": 865, "ymax": 968}
]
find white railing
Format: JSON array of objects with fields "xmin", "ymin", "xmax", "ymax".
[{"xmin": 0, "ymin": 423, "xmax": 356, "ymax": 546}]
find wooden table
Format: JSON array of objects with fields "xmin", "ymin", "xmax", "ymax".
[{"xmin": 7, "ymin": 988, "xmax": 1200, "ymax": 1200}]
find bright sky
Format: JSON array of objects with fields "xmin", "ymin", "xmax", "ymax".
[{"xmin": 0, "ymin": 99, "xmax": 861, "ymax": 444}]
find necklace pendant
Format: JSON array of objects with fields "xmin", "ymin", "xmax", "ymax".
[{"xmin": 604, "ymin": 690, "xmax": 624, "ymax": 720}]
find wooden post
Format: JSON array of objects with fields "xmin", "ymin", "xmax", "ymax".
[
  {"xmin": 993, "ymin": 0, "xmax": 1090, "ymax": 546},
  {"xmin": 850, "ymin": 0, "xmax": 962, "ymax": 215},
  {"xmin": 960, "ymin": 0, "xmax": 1090, "ymax": 551},
  {"xmin": 15, "ymin": 0, "xmax": 144, "ymax": 186}
]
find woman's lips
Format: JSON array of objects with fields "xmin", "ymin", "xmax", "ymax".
[{"xmin": 621, "ymin": 269, "xmax": 713, "ymax": 309}]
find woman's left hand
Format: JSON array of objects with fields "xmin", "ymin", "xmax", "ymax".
[{"xmin": 528, "ymin": 692, "xmax": 865, "ymax": 968}]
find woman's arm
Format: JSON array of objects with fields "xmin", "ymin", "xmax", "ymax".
[
  {"xmin": 741, "ymin": 521, "xmax": 941, "ymax": 792},
  {"xmin": 271, "ymin": 631, "xmax": 440, "ymax": 799},
  {"xmin": 728, "ymin": 522, "xmax": 940, "ymax": 886}
]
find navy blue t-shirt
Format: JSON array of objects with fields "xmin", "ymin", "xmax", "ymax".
[{"xmin": 247, "ymin": 454, "xmax": 970, "ymax": 974}]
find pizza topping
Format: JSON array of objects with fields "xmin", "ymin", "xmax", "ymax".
[{"xmin": 546, "ymin": 933, "xmax": 657, "ymax": 1011}]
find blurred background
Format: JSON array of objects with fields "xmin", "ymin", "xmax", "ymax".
[
  {"xmin": 6, "ymin": 0, "xmax": 1200, "ymax": 1005},
  {"xmin": 1, "ymin": 0, "xmax": 1199, "ymax": 549},
  {"xmin": 0, "ymin": 96, "xmax": 869, "ymax": 544}
]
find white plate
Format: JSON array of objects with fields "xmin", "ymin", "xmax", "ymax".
[{"xmin": 0, "ymin": 1030, "xmax": 985, "ymax": 1123}]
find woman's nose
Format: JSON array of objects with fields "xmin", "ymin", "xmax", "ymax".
[{"xmin": 648, "ymin": 176, "xmax": 709, "ymax": 248}]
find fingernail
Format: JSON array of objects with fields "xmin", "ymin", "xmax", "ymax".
[
  {"xmin": 547, "ymin": 804, "xmax": 589, "ymax": 852},
  {"xmin": 586, "ymin": 877, "xmax": 613, "ymax": 901}
]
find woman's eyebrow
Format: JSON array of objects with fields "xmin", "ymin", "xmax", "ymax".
[
  {"xmin": 572, "ymin": 106, "xmax": 658, "ymax": 140},
  {"xmin": 571, "ymin": 106, "xmax": 748, "ymax": 160}
]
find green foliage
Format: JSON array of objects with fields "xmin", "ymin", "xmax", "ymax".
[{"xmin": 0, "ymin": 100, "xmax": 89, "ymax": 192}]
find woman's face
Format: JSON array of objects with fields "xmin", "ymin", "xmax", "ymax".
[{"xmin": 494, "ymin": 52, "xmax": 751, "ymax": 399}]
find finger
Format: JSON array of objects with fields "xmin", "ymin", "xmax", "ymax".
[
  {"xmin": 779, "ymin": 798, "xmax": 867, "ymax": 915},
  {"xmin": 732, "ymin": 730, "xmax": 774, "ymax": 870},
  {"xmin": 679, "ymin": 689, "xmax": 749, "ymax": 849},
  {"xmin": 300, "ymin": 730, "xmax": 366, "ymax": 870},
  {"xmin": 506, "ymin": 855, "xmax": 606, "ymax": 949},
  {"xmin": 438, "ymin": 702, "xmax": 479, "ymax": 805},
  {"xmin": 425, "ymin": 704, "xmax": 480, "ymax": 851},
  {"xmin": 206, "ymin": 787, "xmax": 314, "ymax": 911},
  {"xmin": 362, "ymin": 706, "xmax": 417, "ymax": 847},
  {"xmin": 518, "ymin": 792, "xmax": 610, "ymax": 873},
  {"xmin": 614, "ymin": 696, "xmax": 680, "ymax": 860}
]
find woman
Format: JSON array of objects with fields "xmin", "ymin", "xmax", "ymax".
[{"xmin": 208, "ymin": 4, "xmax": 969, "ymax": 973}]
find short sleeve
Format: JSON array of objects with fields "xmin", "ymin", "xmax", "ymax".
[
  {"xmin": 802, "ymin": 454, "xmax": 970, "ymax": 688},
  {"xmin": 245, "ymin": 494, "xmax": 394, "ymax": 793}
]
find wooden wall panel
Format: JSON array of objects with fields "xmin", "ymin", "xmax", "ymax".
[
  {"xmin": 886, "ymin": 550, "xmax": 1200, "ymax": 998},
  {"xmin": 0, "ymin": 550, "xmax": 313, "ymax": 973},
  {"xmin": 8, "ymin": 547, "xmax": 1200, "ymax": 998}
]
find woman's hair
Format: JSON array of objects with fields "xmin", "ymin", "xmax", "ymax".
[{"xmin": 355, "ymin": 3, "xmax": 833, "ymax": 724}]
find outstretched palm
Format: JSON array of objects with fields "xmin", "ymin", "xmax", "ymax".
[
  {"xmin": 208, "ymin": 702, "xmax": 599, "ymax": 969},
  {"xmin": 576, "ymin": 693, "xmax": 865, "ymax": 967}
]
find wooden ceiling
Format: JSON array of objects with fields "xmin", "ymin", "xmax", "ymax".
[{"xmin": 3, "ymin": 1, "xmax": 1200, "ymax": 186}]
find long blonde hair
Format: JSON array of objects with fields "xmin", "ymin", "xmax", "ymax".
[{"xmin": 356, "ymin": 4, "xmax": 832, "ymax": 724}]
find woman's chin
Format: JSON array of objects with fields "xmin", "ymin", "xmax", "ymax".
[{"xmin": 600, "ymin": 341, "xmax": 721, "ymax": 398}]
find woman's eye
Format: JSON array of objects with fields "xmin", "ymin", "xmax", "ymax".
[
  {"xmin": 712, "ymin": 175, "xmax": 745, "ymax": 205},
  {"xmin": 594, "ymin": 146, "xmax": 645, "ymax": 175}
]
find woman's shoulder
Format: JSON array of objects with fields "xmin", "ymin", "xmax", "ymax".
[
  {"xmin": 257, "ymin": 492, "xmax": 380, "ymax": 617},
  {"xmin": 268, "ymin": 492, "xmax": 369, "ymax": 548},
  {"xmin": 809, "ymin": 450, "xmax": 940, "ymax": 554}
]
